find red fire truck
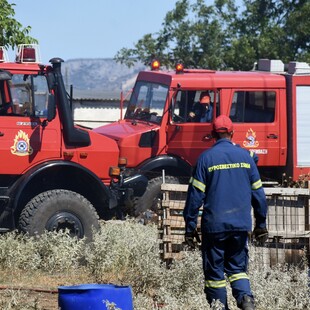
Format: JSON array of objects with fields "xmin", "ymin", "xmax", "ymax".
[
  {"xmin": 0, "ymin": 45, "xmax": 147, "ymax": 238},
  {"xmin": 94, "ymin": 59, "xmax": 310, "ymax": 215}
]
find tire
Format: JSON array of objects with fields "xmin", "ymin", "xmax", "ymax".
[
  {"xmin": 18, "ymin": 189, "xmax": 100, "ymax": 240},
  {"xmin": 134, "ymin": 175, "xmax": 180, "ymax": 216}
]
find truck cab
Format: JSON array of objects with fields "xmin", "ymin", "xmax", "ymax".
[{"xmin": 95, "ymin": 59, "xmax": 310, "ymax": 214}]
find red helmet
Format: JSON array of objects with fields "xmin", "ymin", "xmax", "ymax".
[
  {"xmin": 199, "ymin": 91, "xmax": 211, "ymax": 105},
  {"xmin": 200, "ymin": 95, "xmax": 211, "ymax": 105},
  {"xmin": 213, "ymin": 115, "xmax": 233, "ymax": 133}
]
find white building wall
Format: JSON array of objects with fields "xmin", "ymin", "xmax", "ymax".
[{"xmin": 73, "ymin": 100, "xmax": 127, "ymax": 128}]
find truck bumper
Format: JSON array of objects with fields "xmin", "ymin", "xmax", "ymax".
[
  {"xmin": 109, "ymin": 174, "xmax": 148, "ymax": 209},
  {"xmin": 122, "ymin": 174, "xmax": 148, "ymax": 197}
]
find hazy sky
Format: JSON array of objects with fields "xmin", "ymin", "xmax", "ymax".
[{"xmin": 8, "ymin": 0, "xmax": 177, "ymax": 63}]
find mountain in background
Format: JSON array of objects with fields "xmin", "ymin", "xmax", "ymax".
[{"xmin": 62, "ymin": 58, "xmax": 146, "ymax": 99}]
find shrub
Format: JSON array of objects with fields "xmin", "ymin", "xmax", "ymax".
[
  {"xmin": 0, "ymin": 230, "xmax": 84, "ymax": 273},
  {"xmin": 0, "ymin": 220, "xmax": 309, "ymax": 309}
]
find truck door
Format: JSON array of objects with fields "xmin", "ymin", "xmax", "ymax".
[
  {"xmin": 228, "ymin": 89, "xmax": 282, "ymax": 166},
  {"xmin": 166, "ymin": 89, "xmax": 218, "ymax": 166},
  {"xmin": 0, "ymin": 74, "xmax": 61, "ymax": 175}
]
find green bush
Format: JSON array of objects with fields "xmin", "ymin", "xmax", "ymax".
[{"xmin": 0, "ymin": 220, "xmax": 309, "ymax": 309}]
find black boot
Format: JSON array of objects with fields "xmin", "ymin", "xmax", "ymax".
[{"xmin": 238, "ymin": 295, "xmax": 255, "ymax": 310}]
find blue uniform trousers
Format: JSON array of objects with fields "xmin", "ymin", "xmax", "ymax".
[{"xmin": 202, "ymin": 231, "xmax": 253, "ymax": 309}]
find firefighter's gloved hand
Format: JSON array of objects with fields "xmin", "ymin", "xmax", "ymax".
[
  {"xmin": 185, "ymin": 230, "xmax": 201, "ymax": 249},
  {"xmin": 253, "ymin": 227, "xmax": 268, "ymax": 245}
]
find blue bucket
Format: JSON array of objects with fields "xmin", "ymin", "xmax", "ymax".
[{"xmin": 58, "ymin": 283, "xmax": 133, "ymax": 310}]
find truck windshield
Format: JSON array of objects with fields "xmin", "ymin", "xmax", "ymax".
[
  {"xmin": 125, "ymin": 81, "xmax": 168, "ymax": 124},
  {"xmin": 10, "ymin": 74, "xmax": 49, "ymax": 117}
]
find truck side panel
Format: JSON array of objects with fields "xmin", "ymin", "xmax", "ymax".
[
  {"xmin": 296, "ymin": 86, "xmax": 310, "ymax": 166},
  {"xmin": 291, "ymin": 75, "xmax": 310, "ymax": 180}
]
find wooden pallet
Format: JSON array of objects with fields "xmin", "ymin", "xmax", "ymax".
[{"xmin": 158, "ymin": 184, "xmax": 200, "ymax": 261}]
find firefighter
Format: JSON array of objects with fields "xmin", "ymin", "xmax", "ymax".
[
  {"xmin": 188, "ymin": 91, "xmax": 213, "ymax": 122},
  {"xmin": 183, "ymin": 115, "xmax": 268, "ymax": 310}
]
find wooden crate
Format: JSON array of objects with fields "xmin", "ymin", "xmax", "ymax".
[
  {"xmin": 159, "ymin": 183, "xmax": 310, "ymax": 265},
  {"xmin": 264, "ymin": 188, "xmax": 310, "ymax": 235},
  {"xmin": 158, "ymin": 184, "xmax": 200, "ymax": 261}
]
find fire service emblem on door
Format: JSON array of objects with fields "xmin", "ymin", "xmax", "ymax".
[
  {"xmin": 11, "ymin": 130, "xmax": 33, "ymax": 156},
  {"xmin": 243, "ymin": 128, "xmax": 259, "ymax": 148}
]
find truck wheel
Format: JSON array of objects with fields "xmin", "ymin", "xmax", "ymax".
[
  {"xmin": 18, "ymin": 189, "xmax": 100, "ymax": 240},
  {"xmin": 134, "ymin": 176, "xmax": 180, "ymax": 216}
]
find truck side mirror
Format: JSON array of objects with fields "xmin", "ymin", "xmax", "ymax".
[{"xmin": 46, "ymin": 94, "xmax": 56, "ymax": 122}]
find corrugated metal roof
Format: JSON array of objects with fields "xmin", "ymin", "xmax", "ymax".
[{"xmin": 72, "ymin": 89, "xmax": 122, "ymax": 101}]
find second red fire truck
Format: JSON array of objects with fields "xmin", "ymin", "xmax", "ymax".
[{"xmin": 95, "ymin": 58, "xmax": 310, "ymax": 215}]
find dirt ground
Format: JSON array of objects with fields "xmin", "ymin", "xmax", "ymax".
[
  {"xmin": 0, "ymin": 290, "xmax": 58, "ymax": 310},
  {"xmin": 0, "ymin": 270, "xmax": 93, "ymax": 309},
  {"xmin": 0, "ymin": 288, "xmax": 58, "ymax": 309}
]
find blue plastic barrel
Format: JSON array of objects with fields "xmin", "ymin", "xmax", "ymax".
[{"xmin": 58, "ymin": 283, "xmax": 133, "ymax": 310}]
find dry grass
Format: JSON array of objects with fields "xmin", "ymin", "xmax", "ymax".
[{"xmin": 0, "ymin": 219, "xmax": 308, "ymax": 309}]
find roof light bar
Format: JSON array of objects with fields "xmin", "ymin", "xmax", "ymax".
[
  {"xmin": 0, "ymin": 47, "xmax": 9, "ymax": 63},
  {"xmin": 175, "ymin": 63, "xmax": 184, "ymax": 74},
  {"xmin": 15, "ymin": 44, "xmax": 42, "ymax": 64},
  {"xmin": 151, "ymin": 59, "xmax": 160, "ymax": 71}
]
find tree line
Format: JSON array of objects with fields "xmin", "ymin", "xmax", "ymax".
[
  {"xmin": 115, "ymin": 0, "xmax": 310, "ymax": 70},
  {"xmin": 1, "ymin": 0, "xmax": 309, "ymax": 71}
]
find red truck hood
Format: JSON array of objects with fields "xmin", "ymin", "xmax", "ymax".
[{"xmin": 93, "ymin": 120, "xmax": 159, "ymax": 141}]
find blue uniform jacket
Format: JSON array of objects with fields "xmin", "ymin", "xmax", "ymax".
[{"xmin": 183, "ymin": 139, "xmax": 267, "ymax": 233}]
